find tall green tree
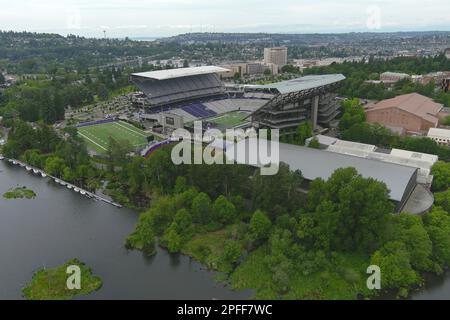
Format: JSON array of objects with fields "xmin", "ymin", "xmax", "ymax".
[
  {"xmin": 191, "ymin": 192, "xmax": 212, "ymax": 225},
  {"xmin": 424, "ymin": 207, "xmax": 450, "ymax": 270},
  {"xmin": 339, "ymin": 98, "xmax": 365, "ymax": 131},
  {"xmin": 431, "ymin": 161, "xmax": 450, "ymax": 192},
  {"xmin": 249, "ymin": 210, "xmax": 272, "ymax": 242},
  {"xmin": 370, "ymin": 241, "xmax": 421, "ymax": 297},
  {"xmin": 213, "ymin": 195, "xmax": 236, "ymax": 225},
  {"xmin": 306, "ymin": 167, "xmax": 393, "ymax": 252},
  {"xmin": 295, "ymin": 121, "xmax": 313, "ymax": 146}
]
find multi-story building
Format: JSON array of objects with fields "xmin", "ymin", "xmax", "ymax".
[
  {"xmin": 380, "ymin": 72, "xmax": 411, "ymax": 82},
  {"xmin": 427, "ymin": 128, "xmax": 450, "ymax": 146},
  {"xmin": 420, "ymin": 71, "xmax": 450, "ymax": 86},
  {"xmin": 220, "ymin": 63, "xmax": 247, "ymax": 78},
  {"xmin": 264, "ymin": 63, "xmax": 279, "ymax": 76},
  {"xmin": 246, "ymin": 63, "xmax": 265, "ymax": 75},
  {"xmin": 263, "ymin": 47, "xmax": 288, "ymax": 68}
]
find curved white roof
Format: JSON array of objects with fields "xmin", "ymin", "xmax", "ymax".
[
  {"xmin": 131, "ymin": 66, "xmax": 230, "ymax": 81},
  {"xmin": 253, "ymin": 74, "xmax": 346, "ymax": 94}
]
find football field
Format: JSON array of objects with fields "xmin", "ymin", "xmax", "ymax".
[
  {"xmin": 78, "ymin": 120, "xmax": 149, "ymax": 153},
  {"xmin": 207, "ymin": 111, "xmax": 250, "ymax": 128}
]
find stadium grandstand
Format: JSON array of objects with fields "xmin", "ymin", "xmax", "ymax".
[
  {"xmin": 130, "ymin": 66, "xmax": 345, "ymax": 134},
  {"xmin": 248, "ymin": 74, "xmax": 346, "ymax": 133}
]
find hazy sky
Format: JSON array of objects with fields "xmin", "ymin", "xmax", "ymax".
[{"xmin": 1, "ymin": 0, "xmax": 450, "ymax": 38}]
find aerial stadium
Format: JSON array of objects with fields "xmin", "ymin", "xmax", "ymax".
[{"xmin": 130, "ymin": 66, "xmax": 346, "ymax": 135}]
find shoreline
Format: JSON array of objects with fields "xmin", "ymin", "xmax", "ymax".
[
  {"xmin": 1, "ymin": 158, "xmax": 447, "ymax": 300},
  {"xmin": 0, "ymin": 157, "xmax": 122, "ymax": 208}
]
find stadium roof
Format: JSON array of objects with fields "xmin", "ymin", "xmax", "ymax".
[
  {"xmin": 250, "ymin": 74, "xmax": 346, "ymax": 94},
  {"xmin": 131, "ymin": 66, "xmax": 230, "ymax": 81}
]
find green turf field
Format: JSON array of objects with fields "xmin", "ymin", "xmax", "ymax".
[
  {"xmin": 206, "ymin": 111, "xmax": 250, "ymax": 127},
  {"xmin": 78, "ymin": 120, "xmax": 149, "ymax": 153}
]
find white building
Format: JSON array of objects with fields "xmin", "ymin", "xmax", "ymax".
[
  {"xmin": 427, "ymin": 128, "xmax": 450, "ymax": 146},
  {"xmin": 380, "ymin": 72, "xmax": 411, "ymax": 82},
  {"xmin": 307, "ymin": 134, "xmax": 439, "ymax": 185}
]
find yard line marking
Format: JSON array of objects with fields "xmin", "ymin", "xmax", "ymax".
[
  {"xmin": 78, "ymin": 131, "xmax": 107, "ymax": 151},
  {"xmin": 111, "ymin": 124, "xmax": 143, "ymax": 140},
  {"xmin": 80, "ymin": 128, "xmax": 108, "ymax": 146},
  {"xmin": 115, "ymin": 121, "xmax": 147, "ymax": 137}
]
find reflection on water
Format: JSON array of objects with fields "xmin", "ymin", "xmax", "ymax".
[{"xmin": 0, "ymin": 161, "xmax": 252, "ymax": 300}]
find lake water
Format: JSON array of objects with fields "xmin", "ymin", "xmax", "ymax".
[
  {"xmin": 0, "ymin": 160, "xmax": 252, "ymax": 300},
  {"xmin": 1, "ymin": 160, "xmax": 449, "ymax": 300}
]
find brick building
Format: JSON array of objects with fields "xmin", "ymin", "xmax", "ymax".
[{"xmin": 365, "ymin": 93, "xmax": 443, "ymax": 134}]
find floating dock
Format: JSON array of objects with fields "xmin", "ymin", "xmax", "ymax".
[{"xmin": 0, "ymin": 156, "xmax": 122, "ymax": 208}]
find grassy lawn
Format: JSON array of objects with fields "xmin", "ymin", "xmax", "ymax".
[
  {"xmin": 22, "ymin": 259, "xmax": 102, "ymax": 300},
  {"xmin": 78, "ymin": 121, "xmax": 149, "ymax": 153}
]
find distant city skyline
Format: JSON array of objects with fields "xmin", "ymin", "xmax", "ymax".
[{"xmin": 1, "ymin": 0, "xmax": 450, "ymax": 38}]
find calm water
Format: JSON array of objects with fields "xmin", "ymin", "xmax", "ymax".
[
  {"xmin": 0, "ymin": 161, "xmax": 252, "ymax": 300},
  {"xmin": 1, "ymin": 160, "xmax": 449, "ymax": 300}
]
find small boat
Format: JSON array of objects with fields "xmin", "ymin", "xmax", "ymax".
[
  {"xmin": 19, "ymin": 163, "xmax": 25, "ymax": 167},
  {"xmin": 33, "ymin": 169, "xmax": 39, "ymax": 174},
  {"xmin": 74, "ymin": 188, "xmax": 80, "ymax": 193},
  {"xmin": 25, "ymin": 166, "xmax": 32, "ymax": 171},
  {"xmin": 80, "ymin": 190, "xmax": 86, "ymax": 195},
  {"xmin": 8, "ymin": 159, "xmax": 13, "ymax": 163},
  {"xmin": 60, "ymin": 181, "xmax": 66, "ymax": 186},
  {"xmin": 41, "ymin": 173, "xmax": 47, "ymax": 178},
  {"xmin": 0, "ymin": 155, "xmax": 5, "ymax": 160},
  {"xmin": 67, "ymin": 185, "xmax": 73, "ymax": 189},
  {"xmin": 12, "ymin": 160, "xmax": 17, "ymax": 165},
  {"xmin": 54, "ymin": 178, "xmax": 60, "ymax": 183}
]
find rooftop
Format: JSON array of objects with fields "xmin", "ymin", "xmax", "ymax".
[
  {"xmin": 309, "ymin": 134, "xmax": 438, "ymax": 185},
  {"xmin": 381, "ymin": 71, "xmax": 411, "ymax": 77},
  {"xmin": 212, "ymin": 138, "xmax": 418, "ymax": 202},
  {"xmin": 428, "ymin": 127, "xmax": 450, "ymax": 139},
  {"xmin": 366, "ymin": 93, "xmax": 443, "ymax": 124},
  {"xmin": 250, "ymin": 74, "xmax": 346, "ymax": 94},
  {"xmin": 279, "ymin": 143, "xmax": 417, "ymax": 202},
  {"xmin": 131, "ymin": 66, "xmax": 230, "ymax": 81}
]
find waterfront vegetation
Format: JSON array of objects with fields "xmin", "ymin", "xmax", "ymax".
[
  {"xmin": 2, "ymin": 115, "xmax": 450, "ymax": 299},
  {"xmin": 22, "ymin": 259, "xmax": 102, "ymax": 300},
  {"xmin": 1, "ymin": 32, "xmax": 450, "ymax": 299},
  {"xmin": 3, "ymin": 186, "xmax": 36, "ymax": 199},
  {"xmin": 0, "ymin": 119, "xmax": 103, "ymax": 192},
  {"xmin": 119, "ymin": 145, "xmax": 450, "ymax": 299}
]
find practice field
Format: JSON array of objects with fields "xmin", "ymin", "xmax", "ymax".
[
  {"xmin": 206, "ymin": 111, "xmax": 250, "ymax": 128},
  {"xmin": 78, "ymin": 120, "xmax": 149, "ymax": 153}
]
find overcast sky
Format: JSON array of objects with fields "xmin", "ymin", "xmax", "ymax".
[{"xmin": 1, "ymin": 0, "xmax": 450, "ymax": 38}]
